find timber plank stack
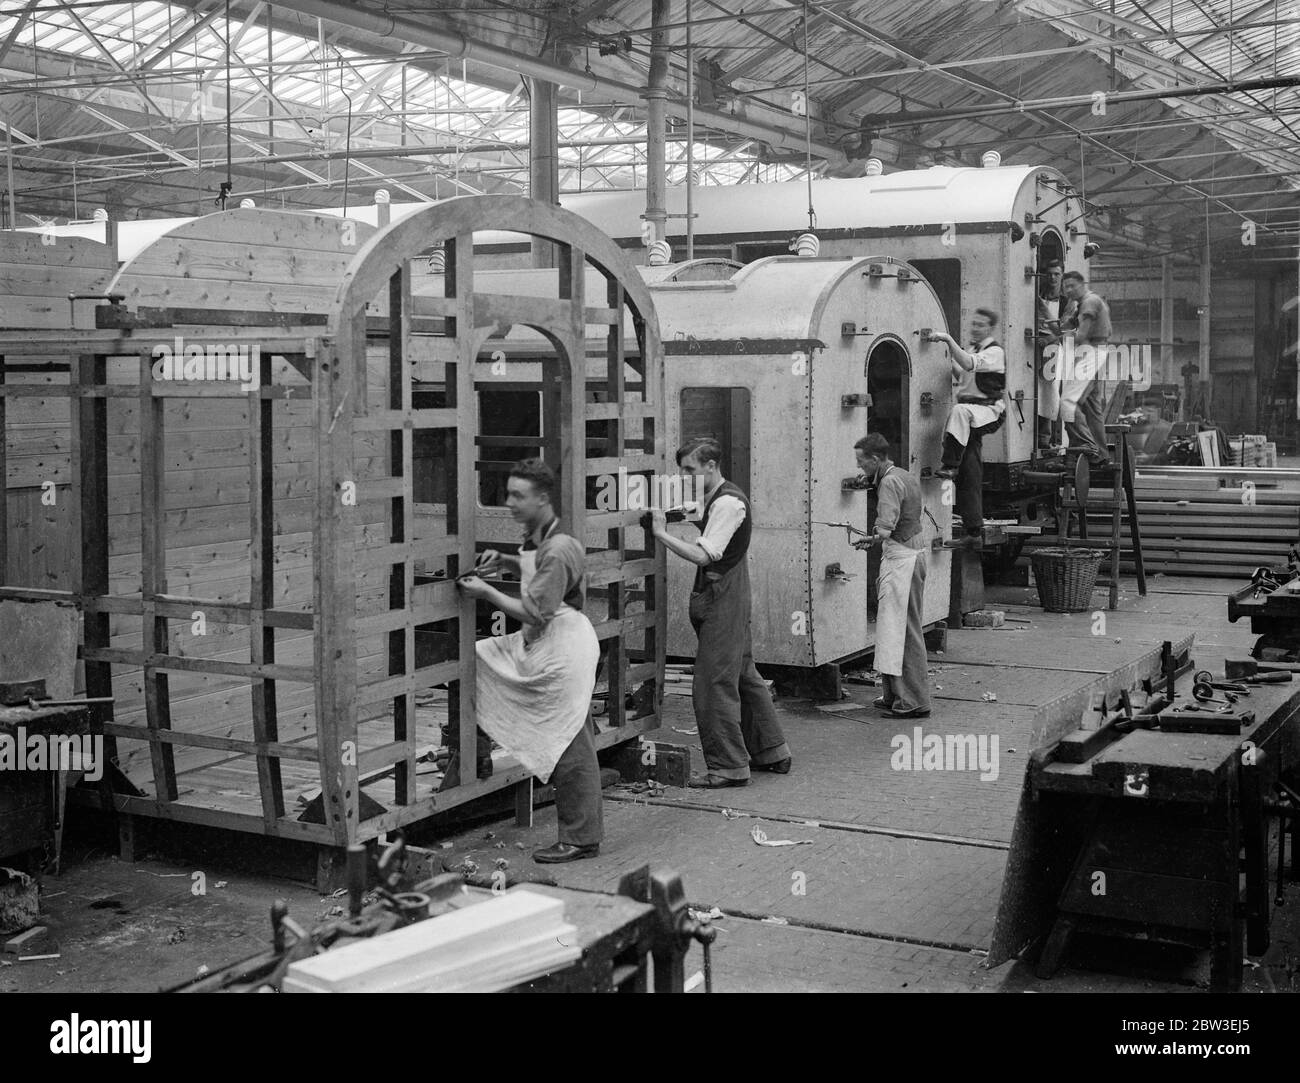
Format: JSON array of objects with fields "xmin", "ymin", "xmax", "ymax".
[{"xmin": 1090, "ymin": 472, "xmax": 1297, "ymax": 578}]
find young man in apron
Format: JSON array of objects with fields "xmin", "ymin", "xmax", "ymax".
[
  {"xmin": 649, "ymin": 438, "xmax": 792, "ymax": 789},
  {"xmin": 929, "ymin": 308, "xmax": 1006, "ymax": 548},
  {"xmin": 456, "ymin": 459, "xmax": 604, "ymax": 864},
  {"xmin": 852, "ymin": 433, "xmax": 931, "ymax": 719}
]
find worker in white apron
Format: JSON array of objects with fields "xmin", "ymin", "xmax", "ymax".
[
  {"xmin": 1035, "ymin": 260, "xmax": 1073, "ymax": 446},
  {"xmin": 929, "ymin": 308, "xmax": 1006, "ymax": 547},
  {"xmin": 852, "ymin": 433, "xmax": 931, "ymax": 718},
  {"xmin": 456, "ymin": 459, "xmax": 603, "ymax": 864}
]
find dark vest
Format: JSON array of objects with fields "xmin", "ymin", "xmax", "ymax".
[
  {"xmin": 972, "ymin": 339, "xmax": 1005, "ymax": 401},
  {"xmin": 693, "ymin": 480, "xmax": 752, "ymax": 592}
]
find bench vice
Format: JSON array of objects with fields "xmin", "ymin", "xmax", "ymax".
[
  {"xmin": 169, "ymin": 836, "xmax": 716, "ymax": 993},
  {"xmin": 1026, "ymin": 661, "xmax": 1300, "ymax": 989}
]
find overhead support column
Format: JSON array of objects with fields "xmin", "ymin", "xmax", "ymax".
[
  {"xmin": 529, "ymin": 53, "xmax": 560, "ymax": 268},
  {"xmin": 642, "ymin": 0, "xmax": 671, "ymax": 249},
  {"xmin": 1198, "ymin": 239, "xmax": 1212, "ymax": 417},
  {"xmin": 1160, "ymin": 255, "xmax": 1174, "ymax": 387}
]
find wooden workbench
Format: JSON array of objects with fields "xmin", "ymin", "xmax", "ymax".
[
  {"xmin": 1024, "ymin": 674, "xmax": 1300, "ymax": 989},
  {"xmin": 0, "ymin": 702, "xmax": 94, "ymax": 875},
  {"xmin": 507, "ymin": 883, "xmax": 661, "ymax": 993}
]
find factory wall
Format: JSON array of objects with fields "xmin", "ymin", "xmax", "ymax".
[{"xmin": 1088, "ymin": 264, "xmax": 1286, "ymax": 438}]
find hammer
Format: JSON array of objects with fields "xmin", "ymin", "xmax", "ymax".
[
  {"xmin": 1223, "ymin": 659, "xmax": 1293, "ymax": 683},
  {"xmin": 27, "ymin": 696, "xmax": 116, "ymax": 709}
]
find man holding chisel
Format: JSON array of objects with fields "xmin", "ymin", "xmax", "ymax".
[
  {"xmin": 853, "ymin": 433, "xmax": 931, "ymax": 719},
  {"xmin": 648, "ymin": 437, "xmax": 792, "ymax": 788},
  {"xmin": 455, "ymin": 458, "xmax": 604, "ymax": 863}
]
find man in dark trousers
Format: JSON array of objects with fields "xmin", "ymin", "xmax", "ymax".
[
  {"xmin": 852, "ymin": 433, "xmax": 931, "ymax": 718},
  {"xmin": 1036, "ymin": 260, "xmax": 1076, "ymax": 449},
  {"xmin": 456, "ymin": 459, "xmax": 603, "ymax": 863},
  {"xmin": 650, "ymin": 437, "xmax": 792, "ymax": 788},
  {"xmin": 1060, "ymin": 270, "xmax": 1114, "ymax": 467}
]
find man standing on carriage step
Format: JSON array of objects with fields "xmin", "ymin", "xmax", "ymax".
[
  {"xmin": 1059, "ymin": 270, "xmax": 1114, "ymax": 469},
  {"xmin": 930, "ymin": 307, "xmax": 1006, "ymax": 547},
  {"xmin": 649, "ymin": 437, "xmax": 792, "ymax": 789},
  {"xmin": 455, "ymin": 458, "xmax": 604, "ymax": 864}
]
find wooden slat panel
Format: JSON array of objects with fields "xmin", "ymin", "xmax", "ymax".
[
  {"xmin": 138, "ymin": 349, "xmax": 179, "ymax": 802},
  {"xmin": 101, "ymin": 723, "xmax": 320, "ymax": 763},
  {"xmin": 356, "ymin": 660, "xmax": 461, "ymax": 708}
]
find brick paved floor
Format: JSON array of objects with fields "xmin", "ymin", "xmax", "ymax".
[
  {"xmin": 649, "ymin": 695, "xmax": 1032, "ymax": 842},
  {"xmin": 444, "ymin": 801, "xmax": 1007, "ymax": 949},
  {"xmin": 8, "ymin": 575, "xmax": 1297, "ymax": 994}
]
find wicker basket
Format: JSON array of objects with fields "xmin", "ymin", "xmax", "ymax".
[{"xmin": 1030, "ymin": 546, "xmax": 1108, "ymax": 612}]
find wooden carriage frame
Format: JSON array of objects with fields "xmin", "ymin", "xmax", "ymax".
[{"xmin": 0, "ymin": 196, "xmax": 667, "ymax": 851}]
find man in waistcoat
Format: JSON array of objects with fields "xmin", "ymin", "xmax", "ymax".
[
  {"xmin": 930, "ymin": 308, "xmax": 1007, "ymax": 547},
  {"xmin": 649, "ymin": 437, "xmax": 792, "ymax": 789}
]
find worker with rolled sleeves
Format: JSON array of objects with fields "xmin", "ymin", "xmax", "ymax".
[
  {"xmin": 1058, "ymin": 270, "xmax": 1113, "ymax": 468},
  {"xmin": 852, "ymin": 433, "xmax": 931, "ymax": 719},
  {"xmin": 930, "ymin": 307, "xmax": 1006, "ymax": 547},
  {"xmin": 648, "ymin": 437, "xmax": 792, "ymax": 789},
  {"xmin": 455, "ymin": 458, "xmax": 604, "ymax": 864},
  {"xmin": 1035, "ymin": 259, "xmax": 1076, "ymax": 448}
]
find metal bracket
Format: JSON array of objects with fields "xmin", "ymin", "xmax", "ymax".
[
  {"xmin": 68, "ymin": 292, "xmax": 125, "ymax": 327},
  {"xmin": 825, "ymin": 562, "xmax": 856, "ymax": 582},
  {"xmin": 864, "ymin": 263, "xmax": 917, "ymax": 281},
  {"xmin": 841, "ymin": 392, "xmax": 872, "ymax": 407}
]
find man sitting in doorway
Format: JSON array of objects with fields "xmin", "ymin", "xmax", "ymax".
[{"xmin": 930, "ymin": 308, "xmax": 1006, "ymax": 546}]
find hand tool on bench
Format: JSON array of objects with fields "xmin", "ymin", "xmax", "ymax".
[
  {"xmin": 1224, "ymin": 658, "xmax": 1299, "ymax": 680},
  {"xmin": 1192, "ymin": 682, "xmax": 1238, "ymax": 706},
  {"xmin": 1248, "ymin": 566, "xmax": 1282, "ymax": 598},
  {"xmin": 0, "ymin": 679, "xmax": 49, "ymax": 706},
  {"xmin": 1192, "ymin": 670, "xmax": 1250, "ymax": 694},
  {"xmin": 27, "ymin": 696, "xmax": 115, "ymax": 710},
  {"xmin": 1052, "ymin": 694, "xmax": 1169, "ymax": 761},
  {"xmin": 1171, "ymin": 700, "xmax": 1234, "ymax": 715},
  {"xmin": 1154, "ymin": 707, "xmax": 1254, "ymax": 734},
  {"xmin": 2, "ymin": 678, "xmax": 114, "ymax": 710}
]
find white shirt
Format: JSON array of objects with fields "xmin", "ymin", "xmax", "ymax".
[
  {"xmin": 697, "ymin": 493, "xmax": 746, "ymax": 562},
  {"xmin": 954, "ymin": 336, "xmax": 1005, "ymax": 399}
]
